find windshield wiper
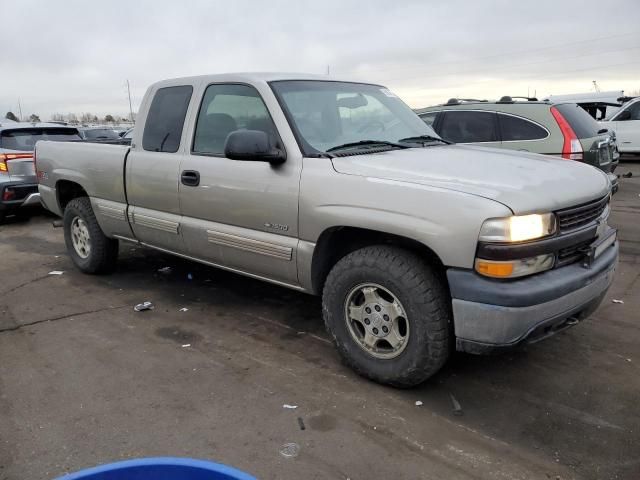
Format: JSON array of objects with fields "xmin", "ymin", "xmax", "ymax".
[
  {"xmin": 397, "ymin": 135, "xmax": 451, "ymax": 145},
  {"xmin": 326, "ymin": 140, "xmax": 410, "ymax": 153}
]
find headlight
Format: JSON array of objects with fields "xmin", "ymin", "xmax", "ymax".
[{"xmin": 479, "ymin": 213, "xmax": 557, "ymax": 243}]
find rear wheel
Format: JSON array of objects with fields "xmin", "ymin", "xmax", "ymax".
[
  {"xmin": 63, "ymin": 197, "xmax": 118, "ymax": 274},
  {"xmin": 322, "ymin": 245, "xmax": 451, "ymax": 387}
]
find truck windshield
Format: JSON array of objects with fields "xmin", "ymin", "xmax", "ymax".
[{"xmin": 270, "ymin": 80, "xmax": 442, "ymax": 155}]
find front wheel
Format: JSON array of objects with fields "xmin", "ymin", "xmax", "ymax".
[
  {"xmin": 322, "ymin": 245, "xmax": 451, "ymax": 387},
  {"xmin": 63, "ymin": 197, "xmax": 118, "ymax": 274}
]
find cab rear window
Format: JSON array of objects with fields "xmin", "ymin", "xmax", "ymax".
[
  {"xmin": 553, "ymin": 104, "xmax": 601, "ymax": 139},
  {"xmin": 0, "ymin": 128, "xmax": 81, "ymax": 151}
]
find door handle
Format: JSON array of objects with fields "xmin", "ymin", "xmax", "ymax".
[{"xmin": 181, "ymin": 170, "xmax": 200, "ymax": 187}]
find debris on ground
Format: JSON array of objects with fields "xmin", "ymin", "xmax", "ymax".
[
  {"xmin": 51, "ymin": 219, "xmax": 63, "ymax": 228},
  {"xmin": 279, "ymin": 442, "xmax": 300, "ymax": 458},
  {"xmin": 415, "ymin": 401, "xmax": 423, "ymax": 406},
  {"xmin": 179, "ymin": 307, "xmax": 189, "ymax": 312},
  {"xmin": 133, "ymin": 301, "xmax": 154, "ymax": 312},
  {"xmin": 297, "ymin": 417, "xmax": 306, "ymax": 430},
  {"xmin": 181, "ymin": 344, "xmax": 191, "ymax": 348},
  {"xmin": 612, "ymin": 299, "xmax": 624, "ymax": 304},
  {"xmin": 622, "ymin": 172, "xmax": 633, "ymax": 178},
  {"xmin": 283, "ymin": 404, "xmax": 298, "ymax": 409},
  {"xmin": 450, "ymin": 393, "xmax": 463, "ymax": 416},
  {"xmin": 157, "ymin": 267, "xmax": 172, "ymax": 274},
  {"xmin": 187, "ymin": 273, "xmax": 193, "ymax": 280},
  {"xmin": 48, "ymin": 270, "xmax": 64, "ymax": 275}
]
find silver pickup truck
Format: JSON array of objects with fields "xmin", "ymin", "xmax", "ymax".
[{"xmin": 35, "ymin": 73, "xmax": 618, "ymax": 387}]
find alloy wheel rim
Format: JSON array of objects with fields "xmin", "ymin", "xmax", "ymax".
[
  {"xmin": 344, "ymin": 283, "xmax": 410, "ymax": 359},
  {"xmin": 71, "ymin": 216, "xmax": 91, "ymax": 259}
]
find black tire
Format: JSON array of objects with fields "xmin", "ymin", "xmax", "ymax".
[
  {"xmin": 63, "ymin": 197, "xmax": 118, "ymax": 274},
  {"xmin": 322, "ymin": 245, "xmax": 451, "ymax": 387}
]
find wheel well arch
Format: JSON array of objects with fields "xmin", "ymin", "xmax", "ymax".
[
  {"xmin": 310, "ymin": 226, "xmax": 447, "ymax": 295},
  {"xmin": 56, "ymin": 180, "xmax": 88, "ymax": 212}
]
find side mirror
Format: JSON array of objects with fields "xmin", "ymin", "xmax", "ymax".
[
  {"xmin": 224, "ymin": 130, "xmax": 285, "ymax": 164},
  {"xmin": 617, "ymin": 110, "xmax": 631, "ymax": 121}
]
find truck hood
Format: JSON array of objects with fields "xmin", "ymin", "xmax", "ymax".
[{"xmin": 330, "ymin": 144, "xmax": 610, "ymax": 214}]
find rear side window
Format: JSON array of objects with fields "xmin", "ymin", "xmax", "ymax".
[
  {"xmin": 0, "ymin": 128, "xmax": 81, "ymax": 151},
  {"xmin": 498, "ymin": 114, "xmax": 548, "ymax": 141},
  {"xmin": 419, "ymin": 111, "xmax": 439, "ymax": 127},
  {"xmin": 439, "ymin": 111, "xmax": 497, "ymax": 143},
  {"xmin": 143, "ymin": 85, "xmax": 193, "ymax": 153},
  {"xmin": 553, "ymin": 103, "xmax": 600, "ymax": 139},
  {"xmin": 192, "ymin": 83, "xmax": 277, "ymax": 156}
]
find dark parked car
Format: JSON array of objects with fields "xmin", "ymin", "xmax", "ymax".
[{"xmin": 78, "ymin": 127, "xmax": 122, "ymax": 141}]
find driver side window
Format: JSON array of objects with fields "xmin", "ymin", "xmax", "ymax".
[
  {"xmin": 626, "ymin": 102, "xmax": 640, "ymax": 121},
  {"xmin": 192, "ymin": 84, "xmax": 278, "ymax": 156}
]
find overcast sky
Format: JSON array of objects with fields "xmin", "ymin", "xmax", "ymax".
[{"xmin": 1, "ymin": 0, "xmax": 639, "ymax": 121}]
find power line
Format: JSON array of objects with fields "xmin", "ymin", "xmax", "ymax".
[
  {"xmin": 399, "ymin": 60, "xmax": 640, "ymax": 103},
  {"xmin": 338, "ymin": 31, "xmax": 639, "ymax": 75},
  {"xmin": 376, "ymin": 44, "xmax": 640, "ymax": 83}
]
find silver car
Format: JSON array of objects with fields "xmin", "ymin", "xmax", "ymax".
[{"xmin": 0, "ymin": 122, "xmax": 81, "ymax": 222}]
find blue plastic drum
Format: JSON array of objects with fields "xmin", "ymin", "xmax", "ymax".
[{"xmin": 55, "ymin": 457, "xmax": 257, "ymax": 480}]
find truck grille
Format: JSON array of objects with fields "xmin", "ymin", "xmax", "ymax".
[
  {"xmin": 556, "ymin": 195, "xmax": 608, "ymax": 232},
  {"xmin": 556, "ymin": 239, "xmax": 592, "ymax": 267}
]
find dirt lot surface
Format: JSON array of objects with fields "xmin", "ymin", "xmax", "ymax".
[{"xmin": 1, "ymin": 160, "xmax": 639, "ymax": 480}]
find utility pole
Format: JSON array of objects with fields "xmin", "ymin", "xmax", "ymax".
[
  {"xmin": 326, "ymin": 65, "xmax": 330, "ymax": 75},
  {"xmin": 126, "ymin": 80, "xmax": 134, "ymax": 123},
  {"xmin": 17, "ymin": 98, "xmax": 23, "ymax": 121}
]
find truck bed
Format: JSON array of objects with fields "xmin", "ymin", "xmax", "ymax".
[{"xmin": 36, "ymin": 141, "xmax": 130, "ymax": 217}]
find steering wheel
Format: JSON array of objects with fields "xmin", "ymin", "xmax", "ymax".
[{"xmin": 357, "ymin": 120, "xmax": 386, "ymax": 134}]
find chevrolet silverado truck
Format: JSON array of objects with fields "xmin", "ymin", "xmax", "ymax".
[{"xmin": 35, "ymin": 74, "xmax": 618, "ymax": 387}]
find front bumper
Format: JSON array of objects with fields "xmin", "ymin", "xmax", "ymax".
[
  {"xmin": 0, "ymin": 182, "xmax": 41, "ymax": 212},
  {"xmin": 447, "ymin": 239, "xmax": 618, "ymax": 354}
]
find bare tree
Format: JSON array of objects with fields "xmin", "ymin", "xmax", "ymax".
[
  {"xmin": 104, "ymin": 114, "xmax": 115, "ymax": 123},
  {"xmin": 66, "ymin": 113, "xmax": 78, "ymax": 124},
  {"xmin": 5, "ymin": 112, "xmax": 19, "ymax": 122},
  {"xmin": 29, "ymin": 114, "xmax": 41, "ymax": 123},
  {"xmin": 51, "ymin": 113, "xmax": 65, "ymax": 122}
]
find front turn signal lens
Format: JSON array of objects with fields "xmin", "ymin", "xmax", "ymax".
[
  {"xmin": 475, "ymin": 254, "xmax": 555, "ymax": 279},
  {"xmin": 475, "ymin": 261, "xmax": 514, "ymax": 278}
]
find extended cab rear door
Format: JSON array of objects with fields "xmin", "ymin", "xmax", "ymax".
[
  {"xmin": 125, "ymin": 84, "xmax": 194, "ymax": 251},
  {"xmin": 177, "ymin": 82, "xmax": 302, "ymax": 286}
]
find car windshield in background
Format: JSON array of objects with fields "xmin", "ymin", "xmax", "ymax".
[
  {"xmin": 554, "ymin": 103, "xmax": 602, "ymax": 138},
  {"xmin": 270, "ymin": 80, "xmax": 442, "ymax": 155},
  {"xmin": 0, "ymin": 128, "xmax": 81, "ymax": 151},
  {"xmin": 83, "ymin": 128, "xmax": 120, "ymax": 140}
]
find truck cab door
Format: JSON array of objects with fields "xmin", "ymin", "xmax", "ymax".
[
  {"xmin": 611, "ymin": 100, "xmax": 640, "ymax": 153},
  {"xmin": 126, "ymin": 85, "xmax": 194, "ymax": 252},
  {"xmin": 178, "ymin": 83, "xmax": 301, "ymax": 286}
]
